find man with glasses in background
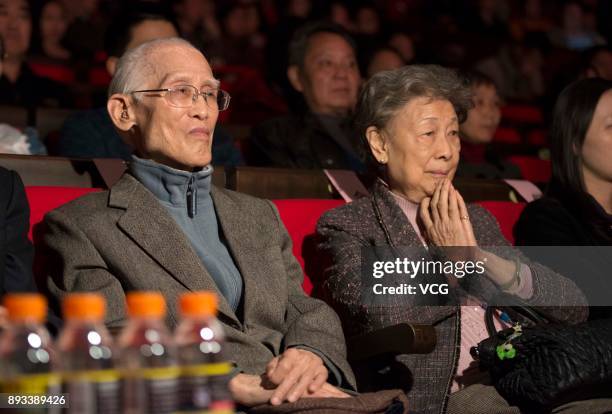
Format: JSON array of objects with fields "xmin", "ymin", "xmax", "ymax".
[{"xmin": 43, "ymin": 37, "xmax": 355, "ymax": 407}]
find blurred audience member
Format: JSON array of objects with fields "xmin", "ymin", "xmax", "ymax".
[
  {"xmin": 582, "ymin": 45, "xmax": 612, "ymax": 80},
  {"xmin": 27, "ymin": 0, "xmax": 74, "ymax": 85},
  {"xmin": 0, "ymin": 166, "xmax": 36, "ymax": 302},
  {"xmin": 328, "ymin": 1, "xmax": 353, "ymax": 32},
  {"xmin": 206, "ymin": 0, "xmax": 267, "ymax": 71},
  {"xmin": 57, "ymin": 12, "xmax": 241, "ymax": 166},
  {"xmin": 266, "ymin": 0, "xmax": 313, "ymax": 95},
  {"xmin": 59, "ymin": 0, "xmax": 106, "ymax": 59},
  {"xmin": 250, "ymin": 21, "xmax": 362, "ymax": 170},
  {"xmin": 32, "ymin": 0, "xmax": 71, "ymax": 61},
  {"xmin": 456, "ymin": 70, "xmax": 521, "ymax": 179},
  {"xmin": 463, "ymin": 0, "xmax": 509, "ymax": 61},
  {"xmin": 365, "ymin": 46, "xmax": 404, "ymax": 78},
  {"xmin": 548, "ymin": 1, "xmax": 605, "ymax": 51},
  {"xmin": 0, "ymin": 35, "xmax": 46, "ymax": 154},
  {"xmin": 509, "ymin": 0, "xmax": 553, "ymax": 42},
  {"xmin": 515, "ymin": 78, "xmax": 612, "ymax": 319},
  {"xmin": 173, "ymin": 0, "xmax": 220, "ymax": 53},
  {"xmin": 388, "ymin": 32, "xmax": 416, "ymax": 64},
  {"xmin": 0, "ymin": 0, "xmax": 71, "ymax": 107},
  {"xmin": 353, "ymin": 2, "xmax": 382, "ymax": 60},
  {"xmin": 476, "ymin": 40, "xmax": 544, "ymax": 101}
]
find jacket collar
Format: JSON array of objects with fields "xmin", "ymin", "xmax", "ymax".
[
  {"xmin": 108, "ymin": 174, "xmax": 241, "ymax": 327},
  {"xmin": 370, "ymin": 179, "xmax": 426, "ymax": 250},
  {"xmin": 128, "ymin": 156, "xmax": 212, "ymax": 210}
]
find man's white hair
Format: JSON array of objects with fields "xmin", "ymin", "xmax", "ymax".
[{"xmin": 108, "ymin": 37, "xmax": 211, "ymax": 97}]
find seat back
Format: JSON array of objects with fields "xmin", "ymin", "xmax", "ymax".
[
  {"xmin": 25, "ymin": 186, "xmax": 102, "ymax": 240},
  {"xmin": 508, "ymin": 155, "xmax": 551, "ymax": 184},
  {"xmin": 476, "ymin": 201, "xmax": 526, "ymax": 244},
  {"xmin": 272, "ymin": 199, "xmax": 344, "ymax": 294}
]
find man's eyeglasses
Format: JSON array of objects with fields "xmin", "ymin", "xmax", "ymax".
[{"xmin": 130, "ymin": 85, "xmax": 231, "ymax": 111}]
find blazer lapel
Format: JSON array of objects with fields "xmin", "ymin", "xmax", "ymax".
[
  {"xmin": 371, "ymin": 180, "xmax": 426, "ymax": 249},
  {"xmin": 210, "ymin": 187, "xmax": 268, "ymax": 325},
  {"xmin": 108, "ymin": 174, "xmax": 240, "ymax": 325}
]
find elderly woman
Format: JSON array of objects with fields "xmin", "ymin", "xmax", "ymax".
[{"xmin": 315, "ymin": 65, "xmax": 591, "ymax": 413}]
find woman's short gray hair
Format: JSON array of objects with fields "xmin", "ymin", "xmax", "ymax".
[
  {"xmin": 108, "ymin": 37, "xmax": 200, "ymax": 98},
  {"xmin": 354, "ymin": 65, "xmax": 473, "ymax": 173},
  {"xmin": 355, "ymin": 64, "xmax": 472, "ymax": 148}
]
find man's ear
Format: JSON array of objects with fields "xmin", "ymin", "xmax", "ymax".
[
  {"xmin": 365, "ymin": 126, "xmax": 389, "ymax": 164},
  {"xmin": 106, "ymin": 57, "xmax": 118, "ymax": 77},
  {"xmin": 107, "ymin": 94, "xmax": 137, "ymax": 133},
  {"xmin": 287, "ymin": 65, "xmax": 304, "ymax": 93}
]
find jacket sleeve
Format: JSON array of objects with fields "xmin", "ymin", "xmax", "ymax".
[
  {"xmin": 2, "ymin": 171, "xmax": 36, "ymax": 294},
  {"xmin": 265, "ymin": 201, "xmax": 357, "ymax": 391},
  {"xmin": 471, "ymin": 204, "xmax": 588, "ymax": 324},
  {"xmin": 43, "ymin": 208, "xmax": 127, "ymax": 329}
]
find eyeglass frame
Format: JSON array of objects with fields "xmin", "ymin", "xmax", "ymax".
[{"xmin": 128, "ymin": 84, "xmax": 231, "ymax": 111}]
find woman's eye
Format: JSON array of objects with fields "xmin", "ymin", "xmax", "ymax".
[{"xmin": 449, "ymin": 130, "xmax": 459, "ymax": 136}]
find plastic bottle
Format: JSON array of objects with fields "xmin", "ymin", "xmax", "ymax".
[
  {"xmin": 56, "ymin": 293, "xmax": 119, "ymax": 414},
  {"xmin": 117, "ymin": 291, "xmax": 179, "ymax": 414},
  {"xmin": 0, "ymin": 293, "xmax": 60, "ymax": 413},
  {"xmin": 175, "ymin": 291, "xmax": 234, "ymax": 413}
]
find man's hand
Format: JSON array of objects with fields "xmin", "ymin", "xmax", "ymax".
[
  {"xmin": 303, "ymin": 382, "xmax": 351, "ymax": 399},
  {"xmin": 228, "ymin": 374, "xmax": 275, "ymax": 407},
  {"xmin": 266, "ymin": 348, "xmax": 328, "ymax": 405}
]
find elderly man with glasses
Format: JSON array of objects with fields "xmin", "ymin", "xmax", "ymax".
[{"xmin": 43, "ymin": 38, "xmax": 354, "ymax": 407}]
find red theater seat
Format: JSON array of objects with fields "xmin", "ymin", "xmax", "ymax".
[
  {"xmin": 272, "ymin": 199, "xmax": 344, "ymax": 294},
  {"xmin": 493, "ymin": 127, "xmax": 522, "ymax": 144},
  {"xmin": 501, "ymin": 105, "xmax": 544, "ymax": 124},
  {"xmin": 24, "ymin": 189, "xmax": 527, "ymax": 297},
  {"xmin": 25, "ymin": 187, "xmax": 101, "ymax": 240},
  {"xmin": 476, "ymin": 201, "xmax": 526, "ymax": 244},
  {"xmin": 28, "ymin": 62, "xmax": 75, "ymax": 84},
  {"xmin": 507, "ymin": 156, "xmax": 551, "ymax": 183}
]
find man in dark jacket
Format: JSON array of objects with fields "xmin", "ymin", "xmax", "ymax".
[
  {"xmin": 0, "ymin": 167, "xmax": 35, "ymax": 325},
  {"xmin": 250, "ymin": 21, "xmax": 362, "ymax": 170}
]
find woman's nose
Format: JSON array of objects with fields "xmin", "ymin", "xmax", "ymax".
[{"xmin": 434, "ymin": 134, "xmax": 453, "ymax": 160}]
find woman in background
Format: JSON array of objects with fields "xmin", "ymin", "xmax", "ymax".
[
  {"xmin": 456, "ymin": 70, "xmax": 521, "ymax": 179},
  {"xmin": 515, "ymin": 77, "xmax": 612, "ymax": 319}
]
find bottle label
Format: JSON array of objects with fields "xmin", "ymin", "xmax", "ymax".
[
  {"xmin": 122, "ymin": 366, "xmax": 181, "ymax": 414},
  {"xmin": 62, "ymin": 369, "xmax": 120, "ymax": 414},
  {"xmin": 178, "ymin": 362, "xmax": 234, "ymax": 412},
  {"xmin": 0, "ymin": 373, "xmax": 61, "ymax": 395}
]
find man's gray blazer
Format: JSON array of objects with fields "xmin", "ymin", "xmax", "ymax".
[{"xmin": 43, "ymin": 173, "xmax": 356, "ymax": 388}]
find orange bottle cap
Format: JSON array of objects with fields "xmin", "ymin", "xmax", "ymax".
[
  {"xmin": 126, "ymin": 291, "xmax": 166, "ymax": 318},
  {"xmin": 63, "ymin": 293, "xmax": 106, "ymax": 321},
  {"xmin": 179, "ymin": 291, "xmax": 218, "ymax": 318},
  {"xmin": 3, "ymin": 293, "xmax": 47, "ymax": 323}
]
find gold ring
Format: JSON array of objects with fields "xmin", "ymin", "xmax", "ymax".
[{"xmin": 460, "ymin": 215, "xmax": 469, "ymax": 221}]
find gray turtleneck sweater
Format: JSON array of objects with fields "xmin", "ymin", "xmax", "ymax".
[{"xmin": 130, "ymin": 156, "xmax": 243, "ymax": 311}]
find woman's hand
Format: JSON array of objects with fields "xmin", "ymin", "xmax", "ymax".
[{"xmin": 419, "ymin": 178, "xmax": 477, "ymax": 248}]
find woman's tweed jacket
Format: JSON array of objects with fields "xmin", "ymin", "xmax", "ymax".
[{"xmin": 315, "ymin": 180, "xmax": 588, "ymax": 414}]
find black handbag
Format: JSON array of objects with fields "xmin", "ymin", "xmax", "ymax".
[{"xmin": 472, "ymin": 302, "xmax": 612, "ymax": 412}]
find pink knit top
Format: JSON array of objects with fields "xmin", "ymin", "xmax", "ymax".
[{"xmin": 389, "ymin": 191, "xmax": 533, "ymax": 392}]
